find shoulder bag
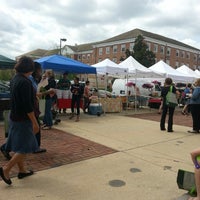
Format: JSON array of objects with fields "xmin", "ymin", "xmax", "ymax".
[{"xmin": 166, "ymin": 86, "xmax": 178, "ymax": 107}]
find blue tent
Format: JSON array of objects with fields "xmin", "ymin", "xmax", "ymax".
[{"xmin": 35, "ymin": 54, "xmax": 96, "ymax": 74}]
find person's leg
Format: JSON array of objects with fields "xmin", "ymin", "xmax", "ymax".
[
  {"xmin": 160, "ymin": 105, "xmax": 167, "ymax": 130},
  {"xmin": 69, "ymin": 96, "xmax": 75, "ymax": 119},
  {"xmin": 190, "ymin": 104, "xmax": 199, "ymax": 131},
  {"xmin": 2, "ymin": 153, "xmax": 26, "ymax": 180},
  {"xmin": 190, "ymin": 149, "xmax": 200, "ymax": 200},
  {"xmin": 75, "ymin": 96, "xmax": 80, "ymax": 122},
  {"xmin": 196, "ymin": 105, "xmax": 200, "ymax": 132},
  {"xmin": 43, "ymin": 98, "xmax": 53, "ymax": 128},
  {"xmin": 76, "ymin": 96, "xmax": 80, "ymax": 115},
  {"xmin": 1, "ymin": 143, "xmax": 11, "ymax": 160},
  {"xmin": 167, "ymin": 107, "xmax": 175, "ymax": 132}
]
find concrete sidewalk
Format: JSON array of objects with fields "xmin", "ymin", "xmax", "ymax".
[{"xmin": 0, "ymin": 112, "xmax": 196, "ymax": 200}]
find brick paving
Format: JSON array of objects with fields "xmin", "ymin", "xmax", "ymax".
[
  {"xmin": 0, "ymin": 126, "xmax": 117, "ymax": 178},
  {"xmin": 0, "ymin": 110, "xmax": 193, "ymax": 180},
  {"xmin": 127, "ymin": 110, "xmax": 193, "ymax": 128}
]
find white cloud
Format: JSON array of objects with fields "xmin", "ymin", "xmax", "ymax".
[{"xmin": 0, "ymin": 0, "xmax": 200, "ymax": 59}]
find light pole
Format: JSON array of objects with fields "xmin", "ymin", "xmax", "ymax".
[{"xmin": 60, "ymin": 38, "xmax": 67, "ymax": 55}]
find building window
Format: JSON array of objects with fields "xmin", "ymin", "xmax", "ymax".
[
  {"xmin": 113, "ymin": 45, "xmax": 117, "ymax": 53},
  {"xmin": 176, "ymin": 50, "xmax": 179, "ymax": 57},
  {"xmin": 194, "ymin": 54, "xmax": 197, "ymax": 61},
  {"xmin": 153, "ymin": 44, "xmax": 158, "ymax": 53},
  {"xmin": 82, "ymin": 54, "xmax": 86, "ymax": 59},
  {"xmin": 78, "ymin": 55, "xmax": 81, "ymax": 60},
  {"xmin": 166, "ymin": 60, "xmax": 170, "ymax": 65},
  {"xmin": 113, "ymin": 58, "xmax": 117, "ymax": 63},
  {"xmin": 160, "ymin": 46, "xmax": 164, "ymax": 54},
  {"xmin": 106, "ymin": 47, "xmax": 110, "ymax": 54},
  {"xmin": 186, "ymin": 52, "xmax": 190, "ymax": 59},
  {"xmin": 98, "ymin": 48, "xmax": 103, "ymax": 56},
  {"xmin": 121, "ymin": 44, "xmax": 126, "ymax": 52},
  {"xmin": 146, "ymin": 42, "xmax": 151, "ymax": 50},
  {"xmin": 167, "ymin": 47, "xmax": 171, "ymax": 56},
  {"xmin": 175, "ymin": 61, "xmax": 179, "ymax": 68},
  {"xmin": 87, "ymin": 54, "xmax": 90, "ymax": 59},
  {"xmin": 129, "ymin": 43, "xmax": 134, "ymax": 51},
  {"xmin": 98, "ymin": 58, "xmax": 102, "ymax": 62},
  {"xmin": 181, "ymin": 51, "xmax": 185, "ymax": 58}
]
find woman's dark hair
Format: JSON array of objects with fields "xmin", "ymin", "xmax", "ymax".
[
  {"xmin": 164, "ymin": 77, "xmax": 173, "ymax": 85},
  {"xmin": 74, "ymin": 77, "xmax": 79, "ymax": 82},
  {"xmin": 86, "ymin": 80, "xmax": 90, "ymax": 85},
  {"xmin": 32, "ymin": 62, "xmax": 42, "ymax": 79},
  {"xmin": 15, "ymin": 56, "xmax": 34, "ymax": 73}
]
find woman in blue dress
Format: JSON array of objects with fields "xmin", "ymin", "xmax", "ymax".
[{"xmin": 0, "ymin": 56, "xmax": 39, "ymax": 185}]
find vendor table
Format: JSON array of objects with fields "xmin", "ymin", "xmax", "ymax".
[
  {"xmin": 148, "ymin": 97, "xmax": 161, "ymax": 109},
  {"xmin": 57, "ymin": 99, "xmax": 83, "ymax": 109}
]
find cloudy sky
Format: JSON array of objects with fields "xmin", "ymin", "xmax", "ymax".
[{"xmin": 1, "ymin": 0, "xmax": 200, "ymax": 59}]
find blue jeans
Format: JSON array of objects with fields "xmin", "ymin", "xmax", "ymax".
[{"xmin": 43, "ymin": 98, "xmax": 53, "ymax": 127}]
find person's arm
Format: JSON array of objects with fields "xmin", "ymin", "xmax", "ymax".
[{"xmin": 27, "ymin": 112, "xmax": 39, "ymax": 134}]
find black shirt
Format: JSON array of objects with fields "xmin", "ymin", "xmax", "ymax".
[{"xmin": 10, "ymin": 73, "xmax": 34, "ymax": 121}]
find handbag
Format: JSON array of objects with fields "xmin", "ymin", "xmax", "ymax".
[{"xmin": 166, "ymin": 85, "xmax": 178, "ymax": 107}]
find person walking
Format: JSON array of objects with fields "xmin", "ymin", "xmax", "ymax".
[
  {"xmin": 0, "ymin": 56, "xmax": 39, "ymax": 185},
  {"xmin": 160, "ymin": 78, "xmax": 180, "ymax": 132},
  {"xmin": 0, "ymin": 62, "xmax": 46, "ymax": 159},
  {"xmin": 188, "ymin": 78, "xmax": 200, "ymax": 133}
]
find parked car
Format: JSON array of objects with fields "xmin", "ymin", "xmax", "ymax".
[{"xmin": 0, "ymin": 81, "xmax": 10, "ymax": 98}]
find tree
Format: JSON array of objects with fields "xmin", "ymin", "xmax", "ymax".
[{"xmin": 129, "ymin": 35, "xmax": 156, "ymax": 67}]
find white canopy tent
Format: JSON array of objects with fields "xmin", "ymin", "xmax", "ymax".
[
  {"xmin": 92, "ymin": 58, "xmax": 127, "ymax": 75},
  {"xmin": 119, "ymin": 56, "xmax": 164, "ymax": 78},
  {"xmin": 149, "ymin": 60, "xmax": 195, "ymax": 83},
  {"xmin": 176, "ymin": 65, "xmax": 199, "ymax": 79}
]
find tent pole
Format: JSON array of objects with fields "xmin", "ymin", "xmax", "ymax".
[{"xmin": 95, "ymin": 73, "xmax": 102, "ymax": 116}]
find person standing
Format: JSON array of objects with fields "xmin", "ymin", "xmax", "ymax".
[
  {"xmin": 0, "ymin": 56, "xmax": 39, "ymax": 185},
  {"xmin": 83, "ymin": 80, "xmax": 90, "ymax": 113},
  {"xmin": 29, "ymin": 62, "xmax": 46, "ymax": 153},
  {"xmin": 69, "ymin": 77, "xmax": 84, "ymax": 122},
  {"xmin": 56, "ymin": 72, "xmax": 71, "ymax": 114},
  {"xmin": 188, "ymin": 78, "xmax": 200, "ymax": 133},
  {"xmin": 42, "ymin": 70, "xmax": 56, "ymax": 130},
  {"xmin": 160, "ymin": 78, "xmax": 180, "ymax": 132}
]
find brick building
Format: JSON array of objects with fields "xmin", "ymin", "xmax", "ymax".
[
  {"xmin": 68, "ymin": 28, "xmax": 200, "ymax": 70},
  {"xmin": 17, "ymin": 28, "xmax": 200, "ymax": 70}
]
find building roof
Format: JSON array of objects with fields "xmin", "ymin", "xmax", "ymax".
[
  {"xmin": 16, "ymin": 28, "xmax": 200, "ymax": 58},
  {"xmin": 99, "ymin": 28, "xmax": 199, "ymax": 51},
  {"xmin": 16, "ymin": 49, "xmax": 48, "ymax": 60}
]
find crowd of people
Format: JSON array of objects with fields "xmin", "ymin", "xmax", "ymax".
[
  {"xmin": 1, "ymin": 55, "xmax": 200, "ymax": 200},
  {"xmin": 0, "ymin": 56, "xmax": 93, "ymax": 185}
]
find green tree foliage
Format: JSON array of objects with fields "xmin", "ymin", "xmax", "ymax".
[
  {"xmin": 0, "ymin": 69, "xmax": 14, "ymax": 81},
  {"xmin": 124, "ymin": 35, "xmax": 156, "ymax": 67},
  {"xmin": 133, "ymin": 35, "xmax": 156, "ymax": 67}
]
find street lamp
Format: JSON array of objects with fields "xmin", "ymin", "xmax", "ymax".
[{"xmin": 60, "ymin": 38, "xmax": 67, "ymax": 55}]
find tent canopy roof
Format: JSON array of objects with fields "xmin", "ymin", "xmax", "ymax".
[
  {"xmin": 35, "ymin": 54, "xmax": 96, "ymax": 74},
  {"xmin": 119, "ymin": 56, "xmax": 164, "ymax": 78},
  {"xmin": 176, "ymin": 65, "xmax": 199, "ymax": 78},
  {"xmin": 92, "ymin": 58, "xmax": 127, "ymax": 75},
  {"xmin": 0, "ymin": 55, "xmax": 16, "ymax": 69},
  {"xmin": 149, "ymin": 60, "xmax": 195, "ymax": 82}
]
